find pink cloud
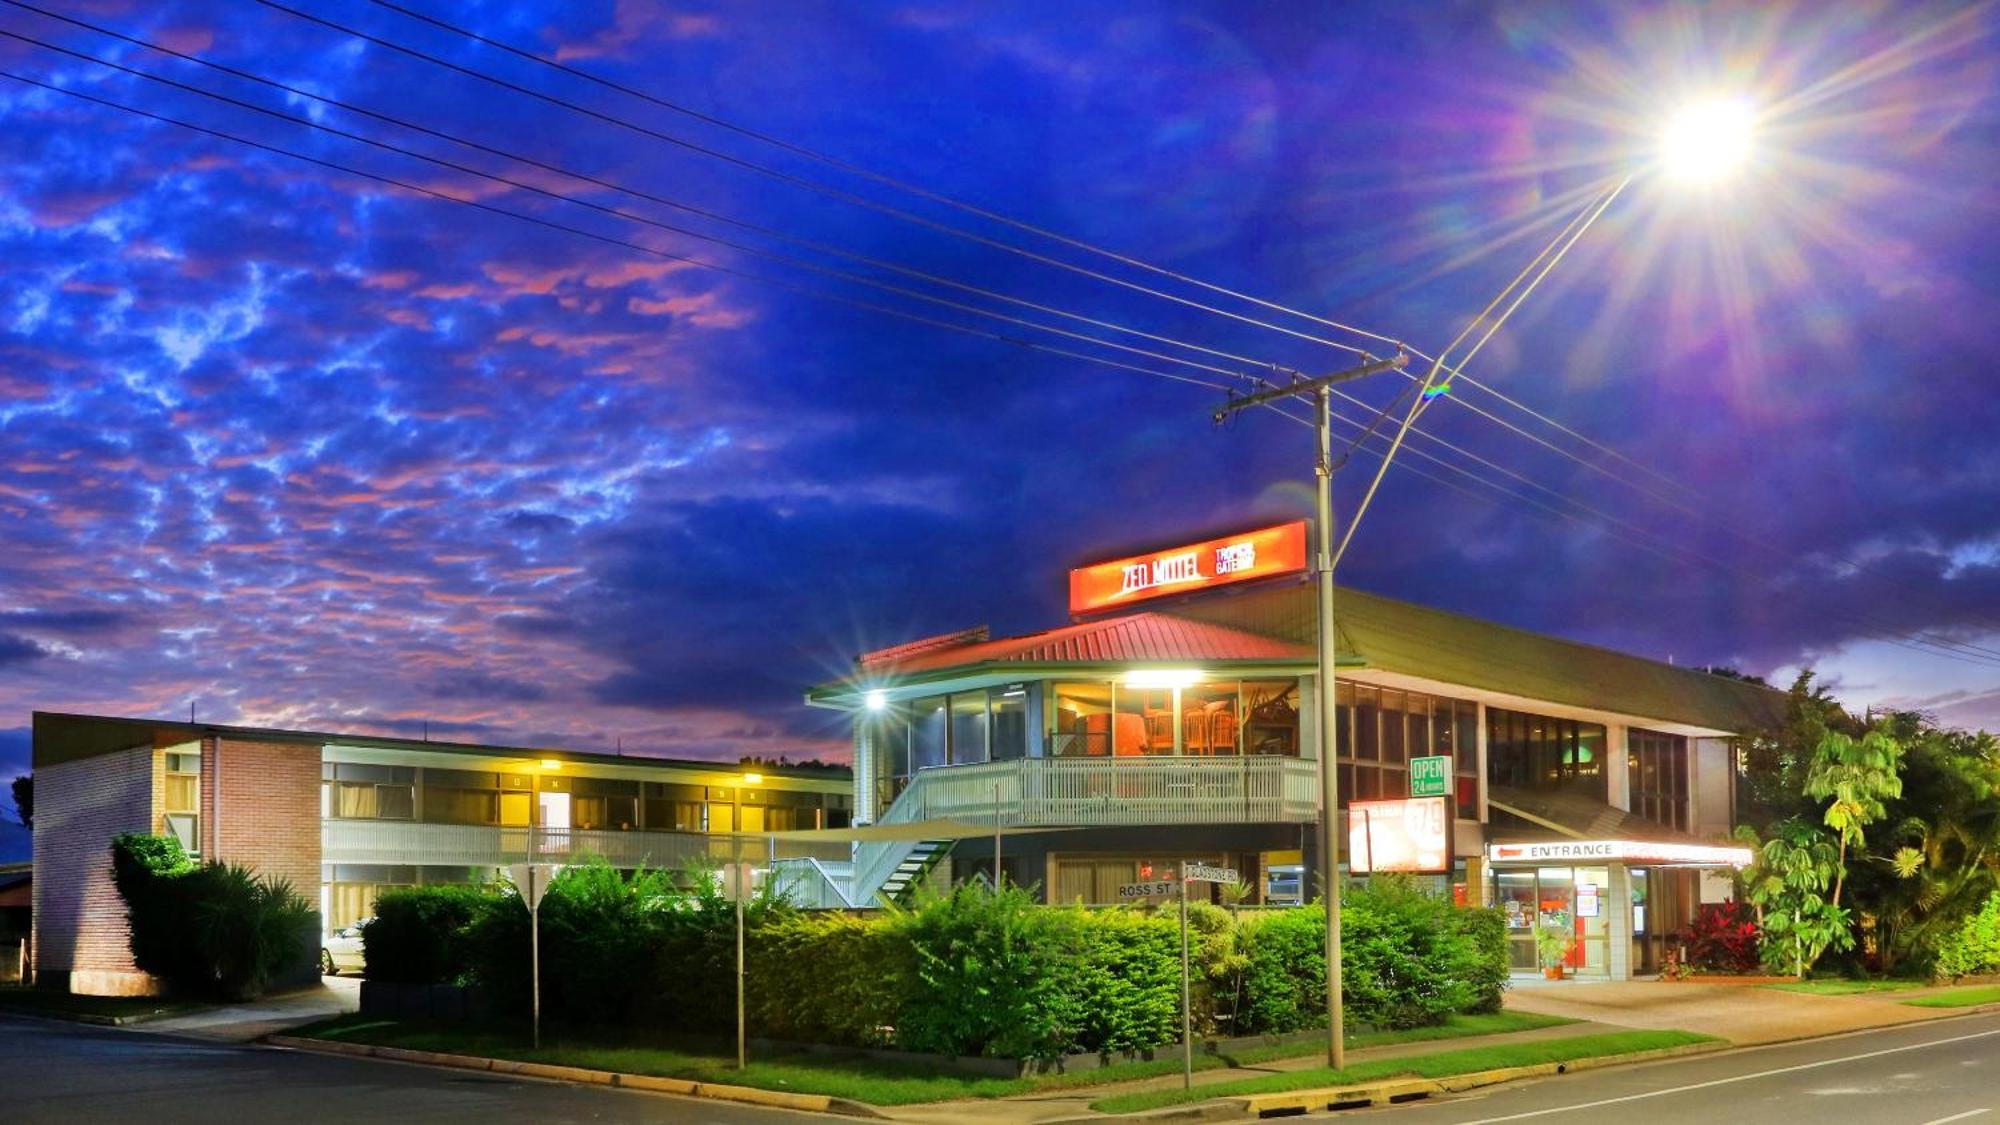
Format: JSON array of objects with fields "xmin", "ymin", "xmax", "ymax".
[{"xmin": 551, "ymin": 0, "xmax": 721, "ymax": 62}]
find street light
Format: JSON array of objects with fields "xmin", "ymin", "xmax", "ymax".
[{"xmin": 1660, "ymin": 96, "xmax": 1756, "ymax": 185}]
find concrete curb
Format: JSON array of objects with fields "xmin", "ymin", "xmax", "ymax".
[
  {"xmin": 1067, "ymin": 1040, "xmax": 1729, "ymax": 1121},
  {"xmin": 266, "ymin": 1035, "xmax": 883, "ymax": 1117}
]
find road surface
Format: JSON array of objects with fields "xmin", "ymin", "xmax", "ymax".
[
  {"xmin": 0, "ymin": 1014, "xmax": 829, "ymax": 1123},
  {"xmin": 1345, "ymin": 1008, "xmax": 2000, "ymax": 1124}
]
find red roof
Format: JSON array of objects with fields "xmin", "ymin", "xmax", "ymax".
[{"xmin": 860, "ymin": 612, "xmax": 1308, "ymax": 674}]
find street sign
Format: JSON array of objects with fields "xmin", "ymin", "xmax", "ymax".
[
  {"xmin": 506, "ymin": 863, "xmax": 562, "ymax": 910},
  {"xmin": 1117, "ymin": 879, "xmax": 1178, "ymax": 899},
  {"xmin": 1409, "ymin": 755, "xmax": 1452, "ymax": 798},
  {"xmin": 1184, "ymin": 864, "xmax": 1240, "ymax": 885}
]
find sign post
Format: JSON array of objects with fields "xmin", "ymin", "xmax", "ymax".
[
  {"xmin": 1178, "ymin": 863, "xmax": 1193, "ymax": 1090},
  {"xmin": 505, "ymin": 859, "xmax": 560, "ymax": 1050},
  {"xmin": 1408, "ymin": 755, "xmax": 1451, "ymax": 799}
]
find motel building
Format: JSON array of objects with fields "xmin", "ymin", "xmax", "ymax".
[
  {"xmin": 801, "ymin": 520, "xmax": 1777, "ymax": 981},
  {"xmin": 29, "ymin": 713, "xmax": 851, "ymax": 995}
]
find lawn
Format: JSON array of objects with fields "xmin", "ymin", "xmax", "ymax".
[
  {"xmin": 0, "ymin": 986, "xmax": 205, "ymax": 1022},
  {"xmin": 1088, "ymin": 1029, "xmax": 1720, "ymax": 1115},
  {"xmin": 1765, "ymin": 979, "xmax": 1927, "ymax": 996},
  {"xmin": 1904, "ymin": 985, "xmax": 2000, "ymax": 1009},
  {"xmin": 295, "ymin": 1009, "xmax": 1576, "ymax": 1107}
]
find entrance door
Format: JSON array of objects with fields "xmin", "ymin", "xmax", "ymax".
[
  {"xmin": 1495, "ymin": 870, "xmax": 1538, "ymax": 972},
  {"xmin": 538, "ymin": 791, "xmax": 571, "ymax": 852}
]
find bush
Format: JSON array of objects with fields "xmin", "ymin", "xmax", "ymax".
[
  {"xmin": 748, "ymin": 909, "xmax": 908, "ymax": 1047},
  {"xmin": 1236, "ymin": 904, "xmax": 1327, "ymax": 1034},
  {"xmin": 362, "ymin": 884, "xmax": 494, "ymax": 984},
  {"xmin": 1675, "ymin": 900, "xmax": 1762, "ymax": 974},
  {"xmin": 1935, "ymin": 892, "xmax": 2000, "ymax": 981},
  {"xmin": 109, "ymin": 834, "xmax": 316, "ymax": 1000}
]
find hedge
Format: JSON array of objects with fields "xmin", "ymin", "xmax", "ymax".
[
  {"xmin": 1935, "ymin": 891, "xmax": 2000, "ymax": 981},
  {"xmin": 109, "ymin": 833, "xmax": 317, "ymax": 1000},
  {"xmin": 359, "ymin": 860, "xmax": 1507, "ymax": 1060}
]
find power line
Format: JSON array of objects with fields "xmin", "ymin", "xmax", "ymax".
[
  {"xmin": 0, "ymin": 68, "xmax": 1233, "ymax": 400},
  {"xmin": 0, "ymin": 0, "xmax": 1297, "ymax": 381},
  {"xmin": 0, "ymin": 27, "xmax": 1274, "ymax": 388},
  {"xmin": 250, "ymin": 0, "xmax": 1381, "ymax": 360}
]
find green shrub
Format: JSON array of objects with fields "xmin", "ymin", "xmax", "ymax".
[
  {"xmin": 1059, "ymin": 905, "xmax": 1182, "ymax": 1054},
  {"xmin": 747, "ymin": 909, "xmax": 908, "ymax": 1047},
  {"xmin": 362, "ymin": 884, "xmax": 495, "ymax": 984},
  {"xmin": 1935, "ymin": 891, "xmax": 2000, "ymax": 981},
  {"xmin": 109, "ymin": 835, "xmax": 315, "ymax": 1000},
  {"xmin": 1237, "ymin": 903, "xmax": 1328, "ymax": 1034}
]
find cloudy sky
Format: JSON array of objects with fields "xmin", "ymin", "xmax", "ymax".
[{"xmin": 1, "ymin": 0, "xmax": 1995, "ymax": 840}]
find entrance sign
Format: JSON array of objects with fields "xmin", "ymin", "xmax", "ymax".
[
  {"xmin": 1349, "ymin": 797, "xmax": 1452, "ymax": 874},
  {"xmin": 1117, "ymin": 879, "xmax": 1178, "ymax": 899},
  {"xmin": 1487, "ymin": 840, "xmax": 1754, "ymax": 867},
  {"xmin": 1184, "ymin": 864, "xmax": 1240, "ymax": 886},
  {"xmin": 1408, "ymin": 755, "xmax": 1452, "ymax": 798},
  {"xmin": 1068, "ymin": 521, "xmax": 1309, "ymax": 616}
]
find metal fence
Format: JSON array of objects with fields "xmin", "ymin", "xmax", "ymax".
[{"xmin": 321, "ymin": 820, "xmax": 848, "ymax": 870}]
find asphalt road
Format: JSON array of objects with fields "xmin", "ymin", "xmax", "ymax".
[
  {"xmin": 0, "ymin": 1014, "xmax": 830, "ymax": 1124},
  {"xmin": 1344, "ymin": 1008, "xmax": 2000, "ymax": 1125}
]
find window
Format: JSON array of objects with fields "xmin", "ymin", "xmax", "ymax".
[
  {"xmin": 1050, "ymin": 683, "xmax": 1113, "ymax": 757},
  {"xmin": 1333, "ymin": 683, "xmax": 1476, "ymax": 809},
  {"xmin": 1241, "ymin": 680, "xmax": 1299, "ymax": 756},
  {"xmin": 643, "ymin": 782, "xmax": 706, "ymax": 831},
  {"xmin": 163, "ymin": 750, "xmax": 200, "ymax": 852},
  {"xmin": 989, "ymin": 685, "xmax": 1030, "ymax": 761},
  {"xmin": 321, "ymin": 764, "xmax": 415, "ymax": 820},
  {"xmin": 1486, "ymin": 707, "xmax": 1607, "ymax": 800},
  {"xmin": 912, "ymin": 696, "xmax": 949, "ymax": 770},
  {"xmin": 1628, "ymin": 728, "xmax": 1689, "ymax": 831},
  {"xmin": 949, "ymin": 692, "xmax": 988, "ymax": 764}
]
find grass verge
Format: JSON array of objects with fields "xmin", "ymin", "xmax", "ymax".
[
  {"xmin": 1765, "ymin": 978, "xmax": 1926, "ymax": 996},
  {"xmin": 293, "ymin": 1009, "xmax": 1576, "ymax": 1106},
  {"xmin": 1904, "ymin": 985, "xmax": 2000, "ymax": 1009},
  {"xmin": 0, "ymin": 986, "xmax": 206, "ymax": 1022},
  {"xmin": 1088, "ymin": 1030, "xmax": 1719, "ymax": 1115}
]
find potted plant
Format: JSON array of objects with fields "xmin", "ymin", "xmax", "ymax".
[{"xmin": 1535, "ymin": 922, "xmax": 1575, "ymax": 980}]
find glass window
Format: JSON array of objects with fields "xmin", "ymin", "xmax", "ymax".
[
  {"xmin": 989, "ymin": 686, "xmax": 1029, "ymax": 761},
  {"xmin": 423, "ymin": 787, "xmax": 498, "ymax": 825},
  {"xmin": 950, "ymin": 692, "xmax": 988, "ymax": 764},
  {"xmin": 1629, "ymin": 728, "xmax": 1688, "ymax": 831},
  {"xmin": 1486, "ymin": 707, "xmax": 1608, "ymax": 800},
  {"xmin": 1115, "ymin": 683, "xmax": 1169, "ymax": 756},
  {"xmin": 1183, "ymin": 682, "xmax": 1240, "ymax": 756},
  {"xmin": 1050, "ymin": 682, "xmax": 1112, "ymax": 758},
  {"xmin": 912, "ymin": 696, "xmax": 949, "ymax": 770},
  {"xmin": 1242, "ymin": 680, "xmax": 1299, "ymax": 756},
  {"xmin": 1379, "ymin": 690, "xmax": 1407, "ymax": 766},
  {"xmin": 1332, "ymin": 685, "xmax": 1475, "ymax": 808}
]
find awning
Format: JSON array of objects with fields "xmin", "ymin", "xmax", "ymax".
[{"xmin": 1486, "ymin": 839, "xmax": 1753, "ymax": 867}]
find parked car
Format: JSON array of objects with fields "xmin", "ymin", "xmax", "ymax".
[{"xmin": 320, "ymin": 925, "xmax": 365, "ymax": 975}]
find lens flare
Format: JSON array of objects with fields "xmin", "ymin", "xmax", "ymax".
[{"xmin": 1660, "ymin": 98, "xmax": 1756, "ymax": 184}]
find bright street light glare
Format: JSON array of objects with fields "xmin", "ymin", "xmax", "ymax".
[{"xmin": 1660, "ymin": 97, "xmax": 1755, "ymax": 184}]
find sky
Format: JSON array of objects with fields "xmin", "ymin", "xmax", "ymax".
[{"xmin": 1, "ymin": 0, "xmax": 1996, "ymax": 842}]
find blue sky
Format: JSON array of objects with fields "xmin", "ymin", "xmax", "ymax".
[{"xmin": 1, "ymin": 1, "xmax": 1995, "ymax": 846}]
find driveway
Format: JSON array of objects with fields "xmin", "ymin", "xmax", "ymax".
[
  {"xmin": 1503, "ymin": 979, "xmax": 1940, "ymax": 1045},
  {"xmin": 141, "ymin": 975, "xmax": 360, "ymax": 1042}
]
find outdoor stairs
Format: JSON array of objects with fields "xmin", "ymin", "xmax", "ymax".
[{"xmin": 876, "ymin": 839, "xmax": 952, "ymax": 906}]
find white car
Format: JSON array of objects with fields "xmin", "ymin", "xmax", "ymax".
[{"xmin": 320, "ymin": 925, "xmax": 366, "ymax": 975}]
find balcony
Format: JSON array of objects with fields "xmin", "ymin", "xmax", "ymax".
[
  {"xmin": 321, "ymin": 820, "xmax": 848, "ymax": 870},
  {"xmin": 898, "ymin": 755, "xmax": 1322, "ymax": 828}
]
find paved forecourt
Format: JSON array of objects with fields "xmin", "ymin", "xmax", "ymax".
[{"xmin": 0, "ymin": 1014, "xmax": 830, "ymax": 1124}]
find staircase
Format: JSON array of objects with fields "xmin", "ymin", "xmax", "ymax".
[{"xmin": 876, "ymin": 839, "xmax": 952, "ymax": 906}]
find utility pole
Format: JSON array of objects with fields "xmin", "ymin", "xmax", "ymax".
[{"xmin": 1214, "ymin": 349, "xmax": 1408, "ymax": 1069}]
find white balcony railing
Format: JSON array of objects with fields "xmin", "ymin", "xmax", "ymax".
[
  {"xmin": 831, "ymin": 755, "xmax": 1322, "ymax": 907},
  {"xmin": 321, "ymin": 820, "xmax": 848, "ymax": 871}
]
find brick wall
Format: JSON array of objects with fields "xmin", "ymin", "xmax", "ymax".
[
  {"xmin": 31, "ymin": 745, "xmax": 155, "ymax": 994},
  {"xmin": 210, "ymin": 738, "xmax": 322, "ymax": 925}
]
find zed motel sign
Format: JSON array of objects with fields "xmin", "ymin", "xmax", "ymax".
[{"xmin": 1069, "ymin": 521, "xmax": 1309, "ymax": 617}]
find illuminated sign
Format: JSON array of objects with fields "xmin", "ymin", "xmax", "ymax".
[
  {"xmin": 1069, "ymin": 521, "xmax": 1310, "ymax": 617},
  {"xmin": 1486, "ymin": 841, "xmax": 1754, "ymax": 867},
  {"xmin": 1348, "ymin": 797, "xmax": 1452, "ymax": 874}
]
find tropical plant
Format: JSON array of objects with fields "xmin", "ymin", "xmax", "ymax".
[
  {"xmin": 1737, "ymin": 820, "xmax": 1850, "ymax": 976},
  {"xmin": 1804, "ymin": 722, "xmax": 1906, "ymax": 910},
  {"xmin": 1675, "ymin": 900, "xmax": 1761, "ymax": 974},
  {"xmin": 1933, "ymin": 890, "xmax": 2000, "ymax": 981},
  {"xmin": 1533, "ymin": 922, "xmax": 1573, "ymax": 973},
  {"xmin": 108, "ymin": 834, "xmax": 315, "ymax": 999}
]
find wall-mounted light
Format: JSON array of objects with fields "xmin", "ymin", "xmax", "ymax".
[
  {"xmin": 1124, "ymin": 668, "xmax": 1204, "ymax": 690},
  {"xmin": 741, "ymin": 772, "xmax": 764, "ymax": 786},
  {"xmin": 864, "ymin": 690, "xmax": 888, "ymax": 712},
  {"xmin": 538, "ymin": 759, "xmax": 561, "ymax": 771}
]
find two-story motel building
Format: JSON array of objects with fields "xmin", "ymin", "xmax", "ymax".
[
  {"xmin": 803, "ymin": 521, "xmax": 1779, "ymax": 980},
  {"xmin": 30, "ymin": 713, "xmax": 851, "ymax": 995}
]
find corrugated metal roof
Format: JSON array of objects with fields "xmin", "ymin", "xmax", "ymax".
[
  {"xmin": 833, "ymin": 579, "xmax": 1787, "ymax": 735},
  {"xmin": 861, "ymin": 612, "xmax": 1307, "ymax": 673}
]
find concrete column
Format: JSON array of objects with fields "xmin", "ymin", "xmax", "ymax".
[
  {"xmin": 852, "ymin": 716, "xmax": 875, "ymax": 826},
  {"xmin": 1606, "ymin": 723, "xmax": 1631, "ymax": 811},
  {"xmin": 1607, "ymin": 863, "xmax": 1633, "ymax": 981}
]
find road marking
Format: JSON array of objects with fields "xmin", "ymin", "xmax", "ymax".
[
  {"xmin": 1920, "ymin": 1110, "xmax": 1988, "ymax": 1125},
  {"xmin": 1458, "ymin": 1026, "xmax": 2000, "ymax": 1122}
]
